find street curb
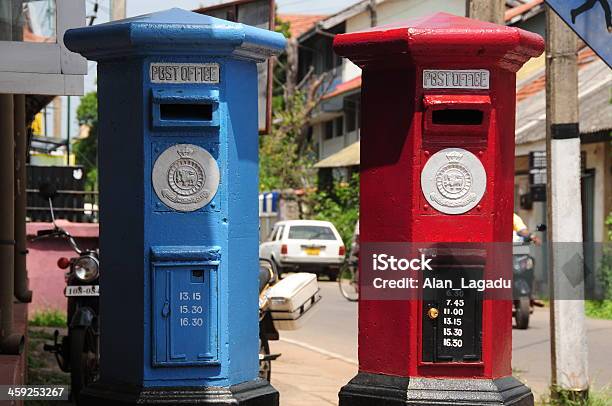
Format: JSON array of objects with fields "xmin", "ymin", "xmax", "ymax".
[{"xmin": 279, "ymin": 337, "xmax": 359, "ymax": 366}]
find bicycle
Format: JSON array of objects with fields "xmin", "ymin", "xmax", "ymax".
[{"xmin": 338, "ymin": 256, "xmax": 359, "ymax": 302}]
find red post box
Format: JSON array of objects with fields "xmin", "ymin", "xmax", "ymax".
[{"xmin": 333, "ymin": 13, "xmax": 544, "ymax": 405}]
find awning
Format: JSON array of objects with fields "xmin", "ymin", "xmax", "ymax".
[{"xmin": 314, "ymin": 141, "xmax": 359, "ymax": 168}]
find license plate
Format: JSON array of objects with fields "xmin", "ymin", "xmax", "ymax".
[
  {"xmin": 65, "ymin": 285, "xmax": 99, "ymax": 297},
  {"xmin": 304, "ymin": 247, "xmax": 321, "ymax": 256}
]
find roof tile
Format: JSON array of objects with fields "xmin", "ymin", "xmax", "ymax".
[{"xmin": 278, "ymin": 14, "xmax": 326, "ymax": 38}]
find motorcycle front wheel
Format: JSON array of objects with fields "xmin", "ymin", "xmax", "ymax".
[
  {"xmin": 69, "ymin": 326, "xmax": 99, "ymax": 403},
  {"xmin": 515, "ymin": 297, "xmax": 530, "ymax": 330}
]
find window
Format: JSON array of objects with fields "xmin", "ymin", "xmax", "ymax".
[
  {"xmin": 288, "ymin": 226, "xmax": 337, "ymax": 240},
  {"xmin": 275, "ymin": 225, "xmax": 285, "ymax": 241},
  {"xmin": 334, "ymin": 116, "xmax": 344, "ymax": 137},
  {"xmin": 1, "ymin": 1, "xmax": 56, "ymax": 43},
  {"xmin": 324, "ymin": 121, "xmax": 334, "ymax": 140},
  {"xmin": 267, "ymin": 226, "xmax": 278, "ymax": 242},
  {"xmin": 344, "ymin": 96, "xmax": 360, "ymax": 133},
  {"xmin": 346, "ymin": 107, "xmax": 356, "ymax": 133}
]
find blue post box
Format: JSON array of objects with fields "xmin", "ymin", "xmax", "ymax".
[{"xmin": 63, "ymin": 9, "xmax": 285, "ymax": 405}]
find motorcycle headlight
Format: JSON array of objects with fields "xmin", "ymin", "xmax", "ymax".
[{"xmin": 73, "ymin": 255, "xmax": 99, "ymax": 282}]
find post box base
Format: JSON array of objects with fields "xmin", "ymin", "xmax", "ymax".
[
  {"xmin": 339, "ymin": 372, "xmax": 533, "ymax": 406},
  {"xmin": 78, "ymin": 378, "xmax": 279, "ymax": 405}
]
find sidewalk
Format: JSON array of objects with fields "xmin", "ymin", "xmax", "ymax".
[{"xmin": 270, "ymin": 339, "xmax": 357, "ymax": 406}]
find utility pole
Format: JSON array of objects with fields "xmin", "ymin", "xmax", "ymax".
[
  {"xmin": 466, "ymin": 0, "xmax": 505, "ymax": 24},
  {"xmin": 545, "ymin": 6, "xmax": 589, "ymax": 400},
  {"xmin": 66, "ymin": 96, "xmax": 71, "ymax": 165},
  {"xmin": 110, "ymin": 0, "xmax": 126, "ymax": 21},
  {"xmin": 368, "ymin": 0, "xmax": 377, "ymax": 27}
]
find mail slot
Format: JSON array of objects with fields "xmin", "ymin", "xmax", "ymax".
[
  {"xmin": 152, "ymin": 88, "xmax": 220, "ymax": 129},
  {"xmin": 64, "ymin": 8, "xmax": 285, "ymax": 405},
  {"xmin": 422, "ymin": 94, "xmax": 491, "ymax": 144},
  {"xmin": 333, "ymin": 12, "xmax": 544, "ymax": 406}
]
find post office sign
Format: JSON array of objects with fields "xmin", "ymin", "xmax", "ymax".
[
  {"xmin": 150, "ymin": 63, "xmax": 220, "ymax": 84},
  {"xmin": 423, "ymin": 69, "xmax": 490, "ymax": 90}
]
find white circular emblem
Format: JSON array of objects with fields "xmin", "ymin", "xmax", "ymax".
[
  {"xmin": 152, "ymin": 144, "xmax": 220, "ymax": 212},
  {"xmin": 420, "ymin": 148, "xmax": 486, "ymax": 215}
]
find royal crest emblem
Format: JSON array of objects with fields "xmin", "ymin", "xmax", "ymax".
[
  {"xmin": 152, "ymin": 144, "xmax": 220, "ymax": 212},
  {"xmin": 420, "ymin": 148, "xmax": 486, "ymax": 215}
]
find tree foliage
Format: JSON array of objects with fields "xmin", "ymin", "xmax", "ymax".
[
  {"xmin": 74, "ymin": 91, "xmax": 98, "ymax": 190},
  {"xmin": 259, "ymin": 89, "xmax": 320, "ymax": 191},
  {"xmin": 260, "ymin": 16, "xmax": 359, "ymax": 243},
  {"xmin": 311, "ymin": 173, "xmax": 359, "ymax": 246},
  {"xmin": 597, "ymin": 213, "xmax": 612, "ymax": 299},
  {"xmin": 260, "ymin": 16, "xmax": 335, "ymax": 192},
  {"xmin": 586, "ymin": 212, "xmax": 612, "ymax": 320}
]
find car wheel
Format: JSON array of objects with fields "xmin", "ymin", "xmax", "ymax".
[{"xmin": 327, "ymin": 268, "xmax": 338, "ymax": 282}]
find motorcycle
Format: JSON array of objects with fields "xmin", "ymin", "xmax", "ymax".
[
  {"xmin": 31, "ymin": 183, "xmax": 100, "ymax": 401},
  {"xmin": 512, "ymin": 224, "xmax": 546, "ymax": 330},
  {"xmin": 258, "ymin": 258, "xmax": 281, "ymax": 380},
  {"xmin": 257, "ymin": 259, "xmax": 322, "ymax": 380}
]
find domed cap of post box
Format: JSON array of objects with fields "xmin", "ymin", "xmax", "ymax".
[
  {"xmin": 64, "ymin": 8, "xmax": 286, "ymax": 62},
  {"xmin": 333, "ymin": 12, "xmax": 544, "ymax": 72}
]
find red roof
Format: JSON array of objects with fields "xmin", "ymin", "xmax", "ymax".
[
  {"xmin": 516, "ymin": 47, "xmax": 597, "ymax": 102},
  {"xmin": 323, "ymin": 76, "xmax": 361, "ymax": 100},
  {"xmin": 278, "ymin": 14, "xmax": 326, "ymax": 38},
  {"xmin": 23, "ymin": 25, "xmax": 53, "ymax": 43},
  {"xmin": 505, "ymin": 0, "xmax": 544, "ymax": 22}
]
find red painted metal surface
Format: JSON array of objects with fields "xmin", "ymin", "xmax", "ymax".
[{"xmin": 333, "ymin": 13, "xmax": 543, "ymax": 380}]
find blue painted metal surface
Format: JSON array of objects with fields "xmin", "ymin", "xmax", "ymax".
[
  {"xmin": 64, "ymin": 8, "xmax": 285, "ymax": 389},
  {"xmin": 545, "ymin": 0, "xmax": 611, "ymax": 68}
]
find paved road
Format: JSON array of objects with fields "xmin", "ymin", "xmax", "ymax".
[{"xmin": 282, "ymin": 281, "xmax": 612, "ymax": 397}]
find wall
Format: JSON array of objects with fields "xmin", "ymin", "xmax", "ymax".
[
  {"xmin": 321, "ymin": 131, "xmax": 347, "ymax": 159},
  {"xmin": 26, "ymin": 221, "xmax": 98, "ymax": 314},
  {"xmin": 515, "ymin": 140, "xmax": 610, "ymax": 243},
  {"xmin": 582, "ymin": 142, "xmax": 608, "ymax": 242},
  {"xmin": 345, "ymin": 128, "xmax": 359, "ymax": 145}
]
